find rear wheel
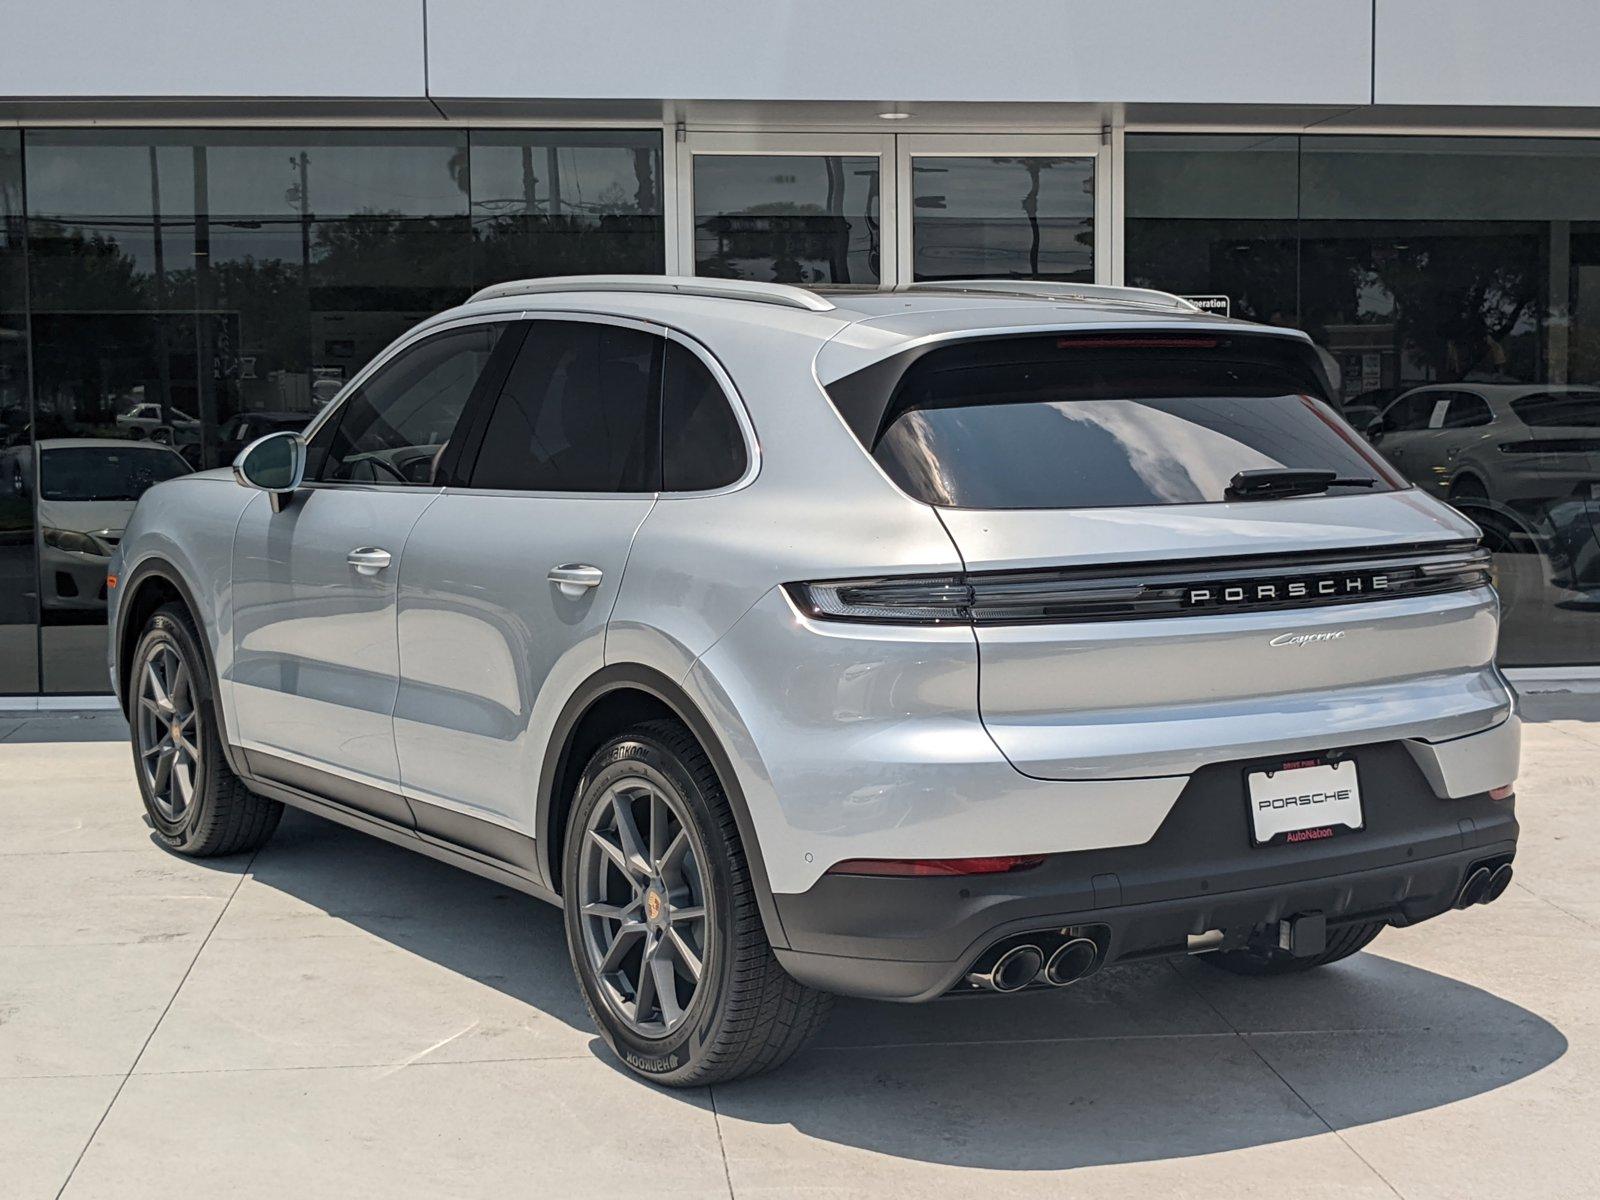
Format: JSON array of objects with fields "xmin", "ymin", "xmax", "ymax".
[
  {"xmin": 563, "ymin": 719, "xmax": 831, "ymax": 1085},
  {"xmin": 130, "ymin": 603, "xmax": 283, "ymax": 856},
  {"xmin": 1199, "ymin": 920, "xmax": 1385, "ymax": 977}
]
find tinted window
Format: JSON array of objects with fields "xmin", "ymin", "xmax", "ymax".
[
  {"xmin": 1382, "ymin": 394, "xmax": 1437, "ymax": 432},
  {"xmin": 38, "ymin": 445, "xmax": 189, "ymax": 501},
  {"xmin": 662, "ymin": 342, "xmax": 746, "ymax": 491},
  {"xmin": 318, "ymin": 324, "xmax": 503, "ymax": 486},
  {"xmin": 911, "ymin": 156, "xmax": 1094, "ymax": 283},
  {"xmin": 1442, "ymin": 394, "xmax": 1493, "ymax": 428},
  {"xmin": 469, "ymin": 130, "xmax": 665, "ymax": 282},
  {"xmin": 693, "ymin": 154, "xmax": 881, "ymax": 286},
  {"xmin": 1511, "ymin": 390, "xmax": 1600, "ymax": 427},
  {"xmin": 469, "ymin": 321, "xmax": 659, "ymax": 492},
  {"xmin": 850, "ymin": 335, "xmax": 1402, "ymax": 510}
]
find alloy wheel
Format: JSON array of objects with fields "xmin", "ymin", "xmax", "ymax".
[
  {"xmin": 577, "ymin": 777, "xmax": 710, "ymax": 1038},
  {"xmin": 136, "ymin": 641, "xmax": 200, "ymax": 823}
]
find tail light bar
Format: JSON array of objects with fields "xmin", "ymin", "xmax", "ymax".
[{"xmin": 788, "ymin": 543, "xmax": 1492, "ymax": 627}]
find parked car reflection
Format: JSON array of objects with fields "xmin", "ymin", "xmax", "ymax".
[
  {"xmin": 115, "ymin": 401, "xmax": 200, "ymax": 441},
  {"xmin": 217, "ymin": 411, "xmax": 310, "ymax": 461},
  {"xmin": 1, "ymin": 438, "xmax": 191, "ymax": 613},
  {"xmin": 1366, "ymin": 383, "xmax": 1600, "ymax": 621}
]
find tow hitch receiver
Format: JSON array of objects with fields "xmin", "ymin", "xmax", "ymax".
[{"xmin": 1277, "ymin": 912, "xmax": 1327, "ymax": 958}]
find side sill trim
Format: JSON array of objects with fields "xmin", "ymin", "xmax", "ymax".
[{"xmin": 241, "ymin": 772, "xmax": 558, "ymax": 907}]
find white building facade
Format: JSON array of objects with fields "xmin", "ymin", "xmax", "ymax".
[{"xmin": 4, "ymin": 0, "xmax": 1600, "ymax": 693}]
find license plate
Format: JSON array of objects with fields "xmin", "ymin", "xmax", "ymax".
[{"xmin": 1247, "ymin": 758, "xmax": 1363, "ymax": 846}]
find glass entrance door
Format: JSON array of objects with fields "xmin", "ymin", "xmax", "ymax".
[
  {"xmin": 895, "ymin": 135, "xmax": 1108, "ymax": 285},
  {"xmin": 678, "ymin": 132, "xmax": 1110, "ymax": 289},
  {"xmin": 677, "ymin": 133, "xmax": 894, "ymax": 287}
]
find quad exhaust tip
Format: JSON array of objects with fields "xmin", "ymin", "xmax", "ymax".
[
  {"xmin": 966, "ymin": 937, "xmax": 1103, "ymax": 993},
  {"xmin": 967, "ymin": 944, "xmax": 1045, "ymax": 993},
  {"xmin": 1043, "ymin": 937, "xmax": 1100, "ymax": 987},
  {"xmin": 1485, "ymin": 863, "xmax": 1514, "ymax": 904},
  {"xmin": 1456, "ymin": 867, "xmax": 1492, "ymax": 908},
  {"xmin": 1457, "ymin": 863, "xmax": 1513, "ymax": 909}
]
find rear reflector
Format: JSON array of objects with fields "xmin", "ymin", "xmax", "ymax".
[
  {"xmin": 1489, "ymin": 784, "xmax": 1515, "ymax": 801},
  {"xmin": 826, "ymin": 855, "xmax": 1046, "ymax": 877}
]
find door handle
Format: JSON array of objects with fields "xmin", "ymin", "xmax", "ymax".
[
  {"xmin": 548, "ymin": 563, "xmax": 604, "ymax": 597},
  {"xmin": 347, "ymin": 547, "xmax": 392, "ymax": 576}
]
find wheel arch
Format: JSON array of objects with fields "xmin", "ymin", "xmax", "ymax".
[
  {"xmin": 114, "ymin": 557, "xmax": 248, "ymax": 778},
  {"xmin": 537, "ymin": 663, "xmax": 789, "ymax": 950}
]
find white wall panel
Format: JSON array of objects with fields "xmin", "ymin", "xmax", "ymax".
[
  {"xmin": 0, "ymin": 0, "xmax": 426, "ymax": 98},
  {"xmin": 1376, "ymin": 0, "xmax": 1600, "ymax": 107},
  {"xmin": 427, "ymin": 0, "xmax": 1374, "ymax": 106}
]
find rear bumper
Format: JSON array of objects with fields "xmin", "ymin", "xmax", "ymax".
[{"xmin": 772, "ymin": 741, "xmax": 1519, "ymax": 1001}]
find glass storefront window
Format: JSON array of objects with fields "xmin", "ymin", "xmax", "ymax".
[
  {"xmin": 693, "ymin": 154, "xmax": 881, "ymax": 286},
  {"xmin": 910, "ymin": 155, "xmax": 1094, "ymax": 282},
  {"xmin": 1125, "ymin": 135, "xmax": 1298, "ymax": 323},
  {"xmin": 1128, "ymin": 133, "xmax": 1600, "ymax": 665},
  {"xmin": 0, "ymin": 130, "xmax": 38, "ymax": 693},
  {"xmin": 470, "ymin": 130, "xmax": 663, "ymax": 284},
  {"xmin": 12, "ymin": 127, "xmax": 674, "ymax": 694}
]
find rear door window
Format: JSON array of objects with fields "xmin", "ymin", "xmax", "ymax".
[
  {"xmin": 839, "ymin": 333, "xmax": 1403, "ymax": 510},
  {"xmin": 467, "ymin": 320, "xmax": 661, "ymax": 492},
  {"xmin": 1442, "ymin": 393, "xmax": 1493, "ymax": 428}
]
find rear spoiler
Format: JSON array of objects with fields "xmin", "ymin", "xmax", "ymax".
[{"xmin": 819, "ymin": 325, "xmax": 1335, "ymax": 452}]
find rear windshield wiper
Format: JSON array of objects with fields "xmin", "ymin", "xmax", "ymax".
[{"xmin": 1226, "ymin": 468, "xmax": 1380, "ymax": 501}]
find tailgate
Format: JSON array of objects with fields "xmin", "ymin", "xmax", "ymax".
[{"xmin": 942, "ymin": 493, "xmax": 1511, "ymax": 780}]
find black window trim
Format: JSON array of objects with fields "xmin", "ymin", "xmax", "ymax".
[
  {"xmin": 655, "ymin": 325, "xmax": 760, "ymax": 498},
  {"xmin": 298, "ymin": 308, "xmax": 759, "ymax": 499},
  {"xmin": 447, "ymin": 312, "xmax": 760, "ymax": 500}
]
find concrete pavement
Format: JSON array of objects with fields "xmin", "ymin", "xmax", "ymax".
[{"xmin": 2, "ymin": 702, "xmax": 1596, "ymax": 1199}]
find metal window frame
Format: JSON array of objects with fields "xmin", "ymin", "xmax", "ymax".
[
  {"xmin": 893, "ymin": 133, "xmax": 1111, "ymax": 287},
  {"xmin": 675, "ymin": 129, "xmax": 1118, "ymax": 289},
  {"xmin": 674, "ymin": 130, "xmax": 899, "ymax": 286}
]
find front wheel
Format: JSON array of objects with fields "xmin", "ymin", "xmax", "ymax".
[
  {"xmin": 129, "ymin": 603, "xmax": 283, "ymax": 856},
  {"xmin": 562, "ymin": 720, "xmax": 830, "ymax": 1086}
]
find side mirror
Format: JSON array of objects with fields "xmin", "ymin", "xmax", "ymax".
[
  {"xmin": 233, "ymin": 430, "xmax": 305, "ymax": 512},
  {"xmin": 1365, "ymin": 417, "xmax": 1385, "ymax": 441}
]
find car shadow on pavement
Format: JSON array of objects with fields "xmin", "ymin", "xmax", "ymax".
[
  {"xmin": 240, "ymin": 808, "xmax": 1566, "ymax": 1174},
  {"xmin": 694, "ymin": 955, "xmax": 1570, "ymax": 1171}
]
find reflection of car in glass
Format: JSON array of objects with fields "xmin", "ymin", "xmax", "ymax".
[
  {"xmin": 108, "ymin": 276, "xmax": 1520, "ymax": 1088},
  {"xmin": 1370, "ymin": 384, "xmax": 1600, "ymax": 503},
  {"xmin": 311, "ymin": 378, "xmax": 345, "ymax": 408},
  {"xmin": 1340, "ymin": 386, "xmax": 1405, "ymax": 435},
  {"xmin": 11, "ymin": 439, "xmax": 191, "ymax": 611},
  {"xmin": 217, "ymin": 412, "xmax": 308, "ymax": 459},
  {"xmin": 116, "ymin": 402, "xmax": 200, "ymax": 441},
  {"xmin": 1368, "ymin": 384, "xmax": 1600, "ymax": 613}
]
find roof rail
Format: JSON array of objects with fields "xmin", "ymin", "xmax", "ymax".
[
  {"xmin": 466, "ymin": 274, "xmax": 837, "ymax": 312},
  {"xmin": 903, "ymin": 280, "xmax": 1201, "ymax": 313}
]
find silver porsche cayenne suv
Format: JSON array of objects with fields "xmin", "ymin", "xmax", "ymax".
[{"xmin": 108, "ymin": 275, "xmax": 1521, "ymax": 1085}]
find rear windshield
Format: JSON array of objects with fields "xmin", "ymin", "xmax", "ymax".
[
  {"xmin": 1510, "ymin": 390, "xmax": 1600, "ymax": 428},
  {"xmin": 839, "ymin": 333, "xmax": 1404, "ymax": 510}
]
